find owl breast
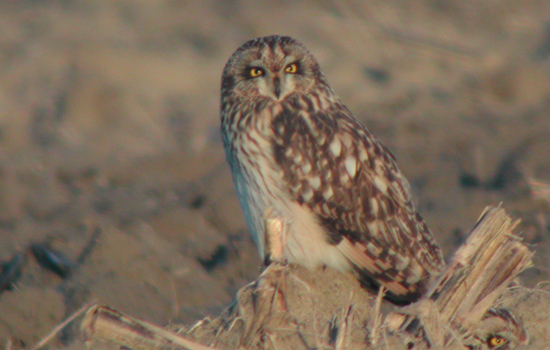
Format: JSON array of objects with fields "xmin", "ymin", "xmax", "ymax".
[{"xmin": 225, "ymin": 101, "xmax": 351, "ymax": 272}]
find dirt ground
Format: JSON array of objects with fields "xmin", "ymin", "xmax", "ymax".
[{"xmin": 0, "ymin": 1, "xmax": 550, "ymax": 348}]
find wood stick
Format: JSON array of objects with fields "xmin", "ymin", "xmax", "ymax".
[{"xmin": 81, "ymin": 305, "xmax": 219, "ymax": 350}]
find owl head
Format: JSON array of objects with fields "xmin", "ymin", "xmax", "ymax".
[
  {"xmin": 467, "ymin": 307, "xmax": 528, "ymax": 350},
  {"xmin": 221, "ymin": 35, "xmax": 329, "ymax": 102}
]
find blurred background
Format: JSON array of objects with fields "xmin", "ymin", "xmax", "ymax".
[{"xmin": 1, "ymin": 1, "xmax": 550, "ymax": 348}]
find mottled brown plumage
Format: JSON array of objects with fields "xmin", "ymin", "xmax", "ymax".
[{"xmin": 221, "ymin": 35, "xmax": 444, "ymax": 304}]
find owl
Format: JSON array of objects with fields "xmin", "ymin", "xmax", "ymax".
[
  {"xmin": 468, "ymin": 307, "xmax": 528, "ymax": 350},
  {"xmin": 471, "ymin": 307, "xmax": 529, "ymax": 350},
  {"xmin": 221, "ymin": 35, "xmax": 444, "ymax": 305},
  {"xmin": 386, "ymin": 307, "xmax": 527, "ymax": 349}
]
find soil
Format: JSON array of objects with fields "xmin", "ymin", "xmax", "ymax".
[{"xmin": 0, "ymin": 1, "xmax": 549, "ymax": 349}]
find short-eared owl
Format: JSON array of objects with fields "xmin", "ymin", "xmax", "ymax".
[
  {"xmin": 221, "ymin": 35, "xmax": 444, "ymax": 305},
  {"xmin": 471, "ymin": 307, "xmax": 528, "ymax": 349}
]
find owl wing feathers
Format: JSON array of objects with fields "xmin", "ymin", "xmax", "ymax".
[{"xmin": 272, "ymin": 102, "xmax": 444, "ymax": 303}]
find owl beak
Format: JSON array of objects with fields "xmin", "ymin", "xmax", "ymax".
[{"xmin": 272, "ymin": 76, "xmax": 281, "ymax": 100}]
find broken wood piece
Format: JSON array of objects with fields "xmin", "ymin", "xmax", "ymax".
[
  {"xmin": 391, "ymin": 206, "xmax": 533, "ymax": 348},
  {"xmin": 81, "ymin": 305, "xmax": 219, "ymax": 350}
]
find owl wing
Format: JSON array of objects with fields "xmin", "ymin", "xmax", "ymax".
[{"xmin": 272, "ymin": 104, "xmax": 444, "ymax": 304}]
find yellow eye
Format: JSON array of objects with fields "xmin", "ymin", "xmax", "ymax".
[
  {"xmin": 285, "ymin": 63, "xmax": 298, "ymax": 73},
  {"xmin": 488, "ymin": 335, "xmax": 506, "ymax": 348},
  {"xmin": 248, "ymin": 67, "xmax": 264, "ymax": 78}
]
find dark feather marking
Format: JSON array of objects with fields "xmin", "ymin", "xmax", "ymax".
[
  {"xmin": 319, "ymin": 217, "xmax": 344, "ymax": 244},
  {"xmin": 288, "ymin": 97, "xmax": 301, "ymax": 110},
  {"xmin": 353, "ymin": 263, "xmax": 424, "ymax": 306},
  {"xmin": 303, "ymin": 96, "xmax": 315, "ymax": 112},
  {"xmin": 254, "ymin": 100, "xmax": 266, "ymax": 114},
  {"xmin": 221, "ymin": 75, "xmax": 235, "ymax": 92},
  {"xmin": 315, "ymin": 111, "xmax": 338, "ymax": 130}
]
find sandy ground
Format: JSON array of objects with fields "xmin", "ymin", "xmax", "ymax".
[{"xmin": 0, "ymin": 1, "xmax": 550, "ymax": 348}]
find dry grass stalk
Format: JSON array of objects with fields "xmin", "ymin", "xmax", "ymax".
[
  {"xmin": 81, "ymin": 305, "xmax": 219, "ymax": 350},
  {"xmin": 27, "ymin": 301, "xmax": 95, "ymax": 350}
]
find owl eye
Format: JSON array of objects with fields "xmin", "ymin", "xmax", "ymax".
[
  {"xmin": 487, "ymin": 335, "xmax": 507, "ymax": 348},
  {"xmin": 285, "ymin": 63, "xmax": 298, "ymax": 74},
  {"xmin": 248, "ymin": 67, "xmax": 264, "ymax": 78}
]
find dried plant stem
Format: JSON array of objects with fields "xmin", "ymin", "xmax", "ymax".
[
  {"xmin": 30, "ymin": 301, "xmax": 96, "ymax": 350},
  {"xmin": 81, "ymin": 305, "xmax": 219, "ymax": 350}
]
